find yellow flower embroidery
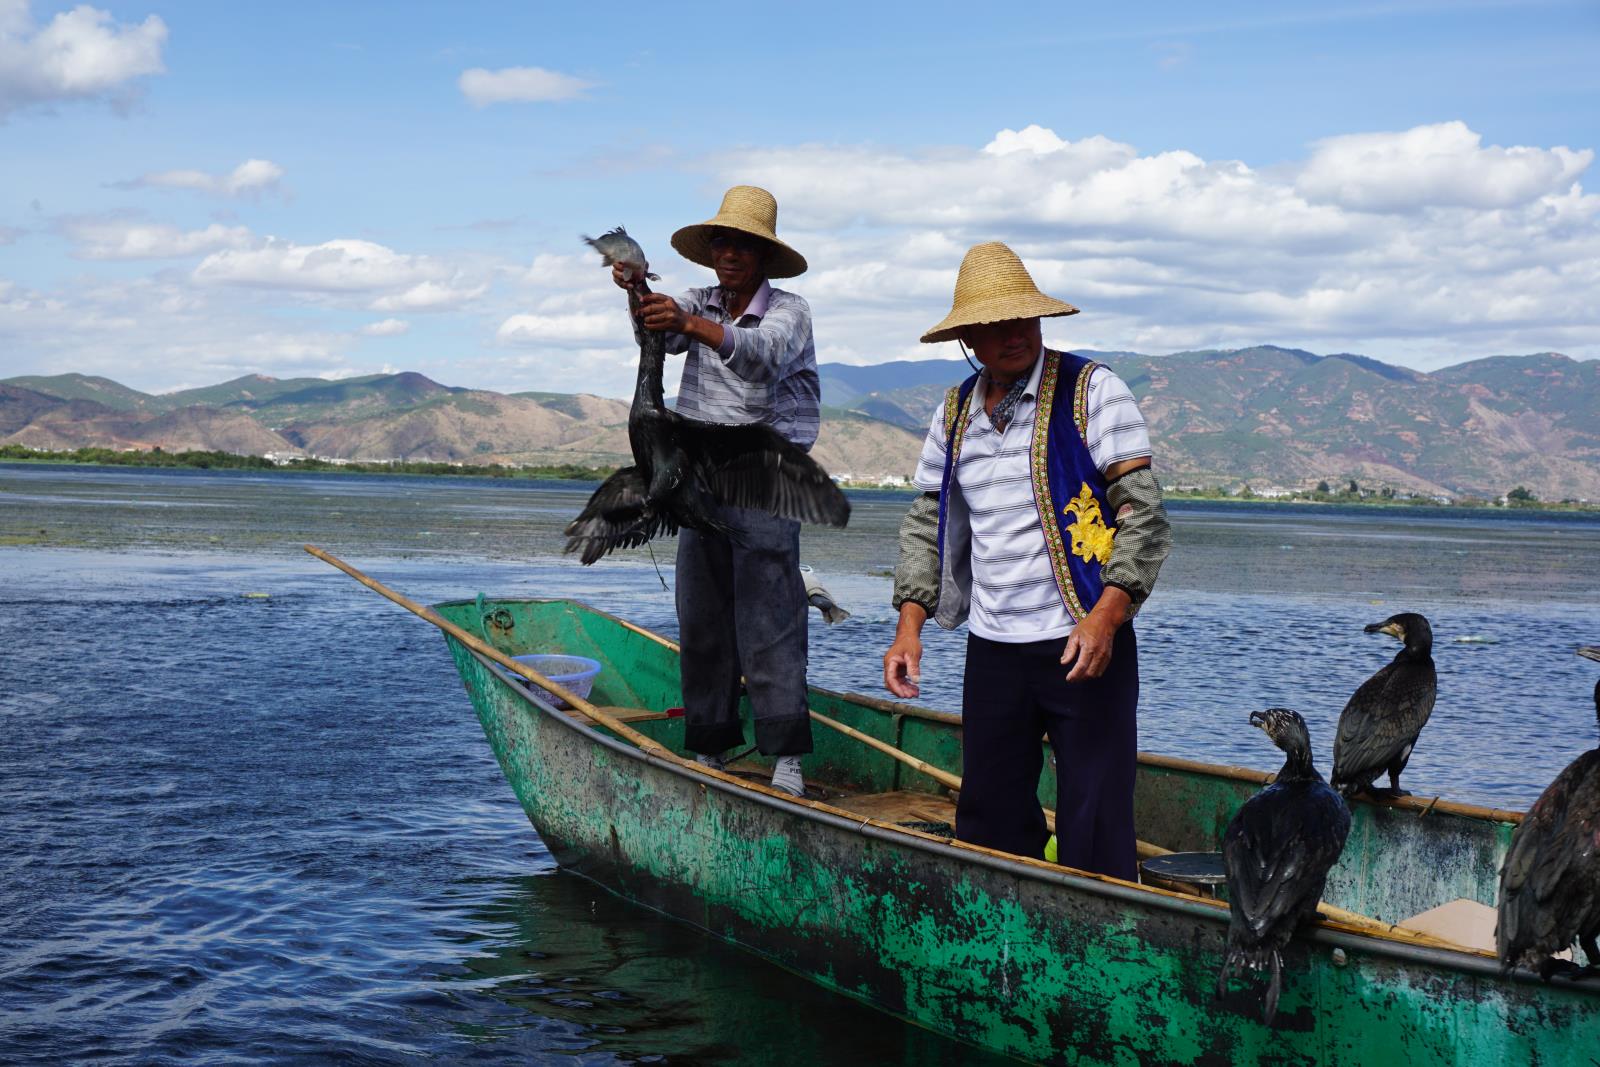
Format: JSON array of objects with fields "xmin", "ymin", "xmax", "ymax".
[{"xmin": 1063, "ymin": 483, "xmax": 1115, "ymax": 565}]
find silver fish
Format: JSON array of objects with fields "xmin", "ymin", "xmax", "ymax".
[
  {"xmin": 800, "ymin": 563, "xmax": 851, "ymax": 625},
  {"xmin": 582, "ymin": 225, "xmax": 660, "ymax": 286}
]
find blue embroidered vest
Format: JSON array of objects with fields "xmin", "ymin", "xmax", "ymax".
[{"xmin": 935, "ymin": 350, "xmax": 1114, "ymax": 623}]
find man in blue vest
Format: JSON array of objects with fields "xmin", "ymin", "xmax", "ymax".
[{"xmin": 881, "ymin": 242, "xmax": 1172, "ymax": 879}]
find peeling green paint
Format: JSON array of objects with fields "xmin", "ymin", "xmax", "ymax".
[{"xmin": 435, "ymin": 598, "xmax": 1600, "ymax": 1066}]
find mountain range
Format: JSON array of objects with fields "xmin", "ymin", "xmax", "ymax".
[{"xmin": 4, "ymin": 345, "xmax": 1598, "ymax": 500}]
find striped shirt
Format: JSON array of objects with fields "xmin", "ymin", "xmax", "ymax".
[
  {"xmin": 912, "ymin": 351, "xmax": 1152, "ymax": 642},
  {"xmin": 656, "ymin": 280, "xmax": 820, "ymax": 449}
]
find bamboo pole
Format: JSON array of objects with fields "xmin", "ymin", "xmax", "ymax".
[
  {"xmin": 304, "ymin": 545, "xmax": 680, "ymax": 761},
  {"xmin": 809, "ymin": 709, "xmax": 1467, "ymax": 952},
  {"xmin": 810, "ymin": 709, "xmax": 963, "ymax": 791}
]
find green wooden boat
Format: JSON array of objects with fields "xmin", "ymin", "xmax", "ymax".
[{"xmin": 436, "ymin": 595, "xmax": 1600, "ymax": 1066}]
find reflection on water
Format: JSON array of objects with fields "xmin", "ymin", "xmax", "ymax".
[
  {"xmin": 447, "ymin": 871, "xmax": 1010, "ymax": 1065},
  {"xmin": 2, "ymin": 463, "xmax": 1598, "ymax": 1064}
]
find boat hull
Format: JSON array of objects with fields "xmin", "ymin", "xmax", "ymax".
[{"xmin": 439, "ymin": 599, "xmax": 1600, "ymax": 1066}]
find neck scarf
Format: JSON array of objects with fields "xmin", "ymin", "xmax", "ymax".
[{"xmin": 988, "ymin": 374, "xmax": 1030, "ymax": 433}]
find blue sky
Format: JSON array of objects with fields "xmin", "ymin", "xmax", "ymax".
[{"xmin": 1, "ymin": 0, "xmax": 1597, "ymax": 396}]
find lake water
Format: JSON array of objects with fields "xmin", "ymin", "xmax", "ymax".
[{"xmin": 2, "ymin": 463, "xmax": 1597, "ymax": 1064}]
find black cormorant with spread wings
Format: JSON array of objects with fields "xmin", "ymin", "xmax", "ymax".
[
  {"xmin": 1331, "ymin": 612, "xmax": 1437, "ymax": 799},
  {"xmin": 1219, "ymin": 707, "xmax": 1351, "ymax": 1026},
  {"xmin": 564, "ymin": 228, "xmax": 849, "ymax": 564},
  {"xmin": 1496, "ymin": 645, "xmax": 1600, "ymax": 981}
]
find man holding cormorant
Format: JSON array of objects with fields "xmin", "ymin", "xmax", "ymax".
[
  {"xmin": 882, "ymin": 242, "xmax": 1173, "ymax": 878},
  {"xmin": 613, "ymin": 185, "xmax": 820, "ymax": 798}
]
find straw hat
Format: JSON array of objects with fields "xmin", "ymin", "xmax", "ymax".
[
  {"xmin": 670, "ymin": 185, "xmax": 808, "ymax": 279},
  {"xmin": 920, "ymin": 242, "xmax": 1079, "ymax": 344}
]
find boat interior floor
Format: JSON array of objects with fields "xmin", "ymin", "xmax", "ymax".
[{"xmin": 719, "ymin": 761, "xmax": 958, "ymax": 835}]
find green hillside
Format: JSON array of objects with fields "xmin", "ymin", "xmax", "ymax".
[
  {"xmin": 8, "ymin": 348, "xmax": 1598, "ymax": 500},
  {"xmin": 1, "ymin": 373, "xmax": 155, "ymax": 411}
]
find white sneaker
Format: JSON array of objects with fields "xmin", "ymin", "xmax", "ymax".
[
  {"xmin": 770, "ymin": 756, "xmax": 804, "ymax": 797},
  {"xmin": 695, "ymin": 753, "xmax": 727, "ymax": 772}
]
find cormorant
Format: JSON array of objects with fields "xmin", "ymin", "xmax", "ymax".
[
  {"xmin": 564, "ymin": 228, "xmax": 850, "ymax": 564},
  {"xmin": 1331, "ymin": 612, "xmax": 1436, "ymax": 798},
  {"xmin": 1219, "ymin": 708, "xmax": 1351, "ymax": 1026},
  {"xmin": 1495, "ymin": 645, "xmax": 1600, "ymax": 980}
]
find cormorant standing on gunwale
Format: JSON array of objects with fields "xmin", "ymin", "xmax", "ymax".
[
  {"xmin": 1331, "ymin": 612, "xmax": 1436, "ymax": 799},
  {"xmin": 1219, "ymin": 707, "xmax": 1352, "ymax": 1026},
  {"xmin": 564, "ymin": 228, "xmax": 849, "ymax": 564},
  {"xmin": 1496, "ymin": 645, "xmax": 1600, "ymax": 980}
]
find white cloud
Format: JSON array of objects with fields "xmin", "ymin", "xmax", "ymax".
[
  {"xmin": 697, "ymin": 120, "xmax": 1600, "ymax": 368},
  {"xmin": 121, "ymin": 158, "xmax": 286, "ymax": 198},
  {"xmin": 370, "ymin": 279, "xmax": 487, "ymax": 311},
  {"xmin": 1297, "ymin": 121, "xmax": 1592, "ymax": 212},
  {"xmin": 0, "ymin": 273, "xmax": 353, "ymax": 387},
  {"xmin": 61, "ymin": 215, "xmax": 253, "ymax": 259},
  {"xmin": 496, "ymin": 311, "xmax": 623, "ymax": 346},
  {"xmin": 0, "ymin": 224, "xmax": 19, "ymax": 245},
  {"xmin": 360, "ymin": 318, "xmax": 410, "ymax": 337},
  {"xmin": 459, "ymin": 65, "xmax": 594, "ymax": 106},
  {"xmin": 983, "ymin": 124, "xmax": 1072, "ymax": 157},
  {"xmin": 7, "ymin": 120, "xmax": 1600, "ymax": 397},
  {"xmin": 0, "ymin": 1, "xmax": 167, "ymax": 117},
  {"xmin": 193, "ymin": 237, "xmax": 447, "ymax": 293}
]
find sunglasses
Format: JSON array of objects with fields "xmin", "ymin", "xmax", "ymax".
[{"xmin": 708, "ymin": 233, "xmax": 765, "ymax": 255}]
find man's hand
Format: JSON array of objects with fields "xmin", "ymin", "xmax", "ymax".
[
  {"xmin": 1060, "ymin": 586, "xmax": 1131, "ymax": 682},
  {"xmin": 638, "ymin": 293, "xmax": 689, "ymax": 334},
  {"xmin": 611, "ymin": 262, "xmax": 637, "ymax": 290},
  {"xmin": 884, "ymin": 603, "xmax": 928, "ymax": 698}
]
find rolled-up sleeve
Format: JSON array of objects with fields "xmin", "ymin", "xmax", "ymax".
[
  {"xmin": 1102, "ymin": 466, "xmax": 1172, "ymax": 608},
  {"xmin": 717, "ymin": 294, "xmax": 812, "ymax": 384}
]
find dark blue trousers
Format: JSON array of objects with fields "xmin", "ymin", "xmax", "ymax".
[
  {"xmin": 676, "ymin": 504, "xmax": 813, "ymax": 757},
  {"xmin": 957, "ymin": 626, "xmax": 1139, "ymax": 880}
]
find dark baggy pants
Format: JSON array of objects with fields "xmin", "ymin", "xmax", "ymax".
[
  {"xmin": 676, "ymin": 504, "xmax": 813, "ymax": 757},
  {"xmin": 957, "ymin": 626, "xmax": 1139, "ymax": 880}
]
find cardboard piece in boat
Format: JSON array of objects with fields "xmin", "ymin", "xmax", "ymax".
[
  {"xmin": 1395, "ymin": 898, "xmax": 1572, "ymax": 960},
  {"xmin": 1398, "ymin": 899, "xmax": 1497, "ymax": 953}
]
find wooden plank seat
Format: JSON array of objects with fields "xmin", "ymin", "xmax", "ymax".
[{"xmin": 829, "ymin": 790, "xmax": 957, "ymax": 829}]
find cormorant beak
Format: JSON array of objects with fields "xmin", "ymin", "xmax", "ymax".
[
  {"xmin": 1578, "ymin": 646, "xmax": 1600, "ymax": 663},
  {"xmin": 1248, "ymin": 709, "xmax": 1270, "ymax": 731},
  {"xmin": 1365, "ymin": 620, "xmax": 1404, "ymax": 641}
]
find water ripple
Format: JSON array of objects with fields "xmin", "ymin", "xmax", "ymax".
[{"xmin": 2, "ymin": 466, "xmax": 1598, "ymax": 1064}]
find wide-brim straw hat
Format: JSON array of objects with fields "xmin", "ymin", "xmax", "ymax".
[
  {"xmin": 920, "ymin": 241, "xmax": 1079, "ymax": 343},
  {"xmin": 671, "ymin": 185, "xmax": 808, "ymax": 279}
]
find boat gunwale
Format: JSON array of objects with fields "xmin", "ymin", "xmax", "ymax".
[
  {"xmin": 450, "ymin": 633, "xmax": 1600, "ymax": 994},
  {"xmin": 438, "ymin": 596, "xmax": 1525, "ymax": 827}
]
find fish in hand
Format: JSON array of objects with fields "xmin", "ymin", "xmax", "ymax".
[{"xmin": 582, "ymin": 226, "xmax": 660, "ymax": 288}]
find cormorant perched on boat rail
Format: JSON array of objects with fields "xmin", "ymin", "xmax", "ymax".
[
  {"xmin": 564, "ymin": 228, "xmax": 850, "ymax": 564},
  {"xmin": 1331, "ymin": 612, "xmax": 1436, "ymax": 799},
  {"xmin": 1219, "ymin": 708, "xmax": 1352, "ymax": 1026},
  {"xmin": 1496, "ymin": 645, "xmax": 1600, "ymax": 981}
]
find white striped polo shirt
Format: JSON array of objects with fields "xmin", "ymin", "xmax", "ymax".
[
  {"xmin": 656, "ymin": 281, "xmax": 821, "ymax": 449},
  {"xmin": 912, "ymin": 351, "xmax": 1152, "ymax": 642}
]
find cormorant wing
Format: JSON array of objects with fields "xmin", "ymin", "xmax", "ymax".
[
  {"xmin": 563, "ymin": 466, "xmax": 677, "ymax": 564},
  {"xmin": 1332, "ymin": 659, "xmax": 1437, "ymax": 784},
  {"xmin": 678, "ymin": 420, "xmax": 851, "ymax": 528},
  {"xmin": 1223, "ymin": 781, "xmax": 1351, "ymax": 946},
  {"xmin": 1498, "ymin": 751, "xmax": 1600, "ymax": 961}
]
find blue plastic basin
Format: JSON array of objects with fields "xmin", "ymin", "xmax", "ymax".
[{"xmin": 509, "ymin": 654, "xmax": 601, "ymax": 709}]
